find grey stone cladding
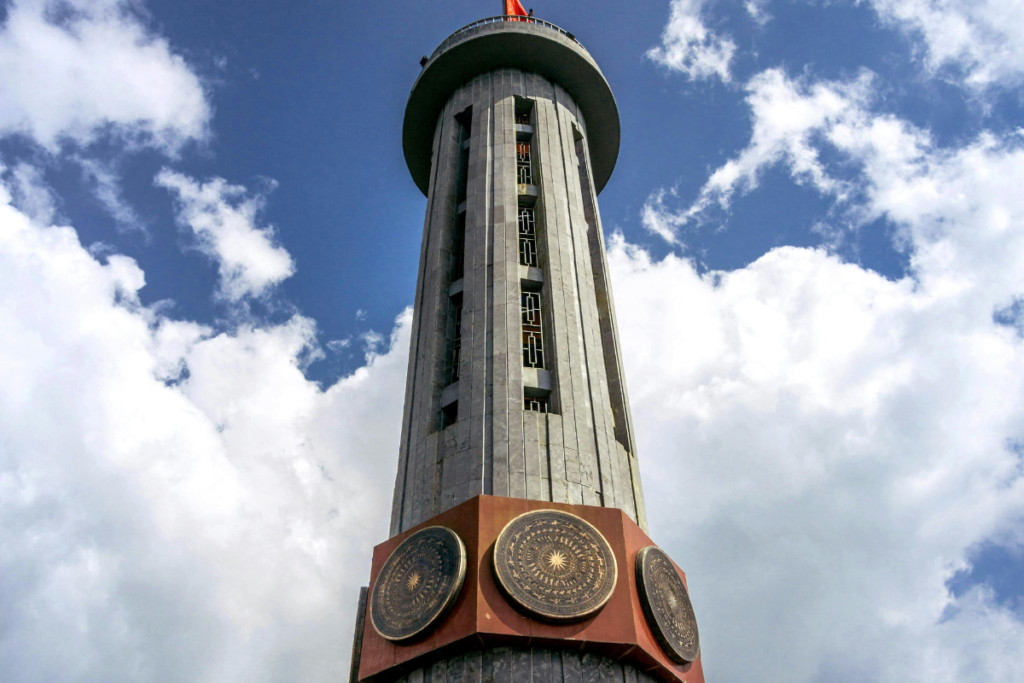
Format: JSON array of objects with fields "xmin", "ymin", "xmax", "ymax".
[
  {"xmin": 391, "ymin": 647, "xmax": 664, "ymax": 683},
  {"xmin": 390, "ymin": 70, "xmax": 646, "ymax": 536}
]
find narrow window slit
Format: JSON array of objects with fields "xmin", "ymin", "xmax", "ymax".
[
  {"xmin": 517, "ymin": 141, "xmax": 533, "ymax": 185},
  {"xmin": 450, "ymin": 301, "xmax": 463, "ymax": 384},
  {"xmin": 518, "ymin": 208, "xmax": 538, "ymax": 268},
  {"xmin": 521, "ymin": 291, "xmax": 544, "ymax": 369},
  {"xmin": 441, "ymin": 401, "xmax": 458, "ymax": 429}
]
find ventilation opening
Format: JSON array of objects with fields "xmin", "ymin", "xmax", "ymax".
[{"xmin": 441, "ymin": 401, "xmax": 458, "ymax": 429}]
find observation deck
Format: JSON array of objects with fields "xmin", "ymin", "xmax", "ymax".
[{"xmin": 403, "ymin": 16, "xmax": 620, "ymax": 196}]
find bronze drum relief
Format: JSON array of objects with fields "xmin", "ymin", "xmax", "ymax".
[
  {"xmin": 635, "ymin": 546, "xmax": 700, "ymax": 663},
  {"xmin": 492, "ymin": 509, "xmax": 617, "ymax": 621},
  {"xmin": 370, "ymin": 526, "xmax": 467, "ymax": 642}
]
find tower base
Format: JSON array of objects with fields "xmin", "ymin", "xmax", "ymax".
[{"xmin": 354, "ymin": 496, "xmax": 704, "ymax": 683}]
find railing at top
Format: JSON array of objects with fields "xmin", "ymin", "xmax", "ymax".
[{"xmin": 428, "ymin": 15, "xmax": 587, "ymax": 62}]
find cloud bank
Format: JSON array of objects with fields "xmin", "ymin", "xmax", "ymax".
[
  {"xmin": 635, "ymin": 26, "xmax": 1024, "ymax": 680},
  {"xmin": 0, "ymin": 175, "xmax": 406, "ymax": 680}
]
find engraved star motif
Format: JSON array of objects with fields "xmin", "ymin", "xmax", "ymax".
[
  {"xmin": 406, "ymin": 572, "xmax": 421, "ymax": 591},
  {"xmin": 547, "ymin": 550, "xmax": 566, "ymax": 569}
]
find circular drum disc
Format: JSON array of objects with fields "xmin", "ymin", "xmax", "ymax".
[
  {"xmin": 635, "ymin": 546, "xmax": 700, "ymax": 663},
  {"xmin": 492, "ymin": 509, "xmax": 617, "ymax": 621},
  {"xmin": 370, "ymin": 526, "xmax": 467, "ymax": 641}
]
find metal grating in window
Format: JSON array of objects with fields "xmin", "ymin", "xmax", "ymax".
[
  {"xmin": 450, "ymin": 303, "xmax": 463, "ymax": 383},
  {"xmin": 524, "ymin": 396, "xmax": 548, "ymax": 413},
  {"xmin": 521, "ymin": 291, "xmax": 544, "ymax": 369},
  {"xmin": 516, "ymin": 141, "xmax": 533, "ymax": 185},
  {"xmin": 518, "ymin": 208, "xmax": 538, "ymax": 268}
]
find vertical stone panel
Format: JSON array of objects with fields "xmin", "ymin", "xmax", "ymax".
[
  {"xmin": 491, "ymin": 69, "xmax": 513, "ymax": 499},
  {"xmin": 551, "ymin": 89, "xmax": 616, "ymax": 511},
  {"xmin": 523, "ymin": 410, "xmax": 544, "ymax": 501},
  {"xmin": 492, "ymin": 648, "xmax": 512, "ymax": 683}
]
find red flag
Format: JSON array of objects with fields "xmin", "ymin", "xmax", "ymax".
[{"xmin": 505, "ymin": 0, "xmax": 528, "ymax": 17}]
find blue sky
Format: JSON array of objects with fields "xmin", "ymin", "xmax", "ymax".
[{"xmin": 2, "ymin": 0, "xmax": 1024, "ymax": 681}]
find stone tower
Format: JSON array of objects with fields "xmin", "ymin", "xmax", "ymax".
[
  {"xmin": 350, "ymin": 15, "xmax": 705, "ymax": 683},
  {"xmin": 392, "ymin": 15, "xmax": 645, "ymax": 537}
]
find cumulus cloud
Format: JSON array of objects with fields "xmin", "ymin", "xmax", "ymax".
[
  {"xmin": 0, "ymin": 0, "xmax": 209, "ymax": 151},
  {"xmin": 0, "ymin": 176, "xmax": 407, "ymax": 680},
  {"xmin": 650, "ymin": 0, "xmax": 1024, "ymax": 89},
  {"xmin": 867, "ymin": 0, "xmax": 1024, "ymax": 88},
  {"xmin": 626, "ymin": 63, "xmax": 1024, "ymax": 682},
  {"xmin": 157, "ymin": 170, "xmax": 295, "ymax": 301},
  {"xmin": 613, "ymin": 239, "xmax": 1024, "ymax": 681},
  {"xmin": 3, "ymin": 1, "xmax": 1024, "ymax": 682},
  {"xmin": 642, "ymin": 68, "xmax": 874, "ymax": 241},
  {"xmin": 647, "ymin": 0, "xmax": 737, "ymax": 83}
]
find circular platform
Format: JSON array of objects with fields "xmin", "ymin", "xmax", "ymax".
[
  {"xmin": 370, "ymin": 526, "xmax": 467, "ymax": 641},
  {"xmin": 493, "ymin": 509, "xmax": 617, "ymax": 621},
  {"xmin": 403, "ymin": 17, "xmax": 620, "ymax": 196}
]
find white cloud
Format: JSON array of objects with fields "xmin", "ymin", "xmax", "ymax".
[
  {"xmin": 0, "ymin": 0, "xmax": 210, "ymax": 151},
  {"xmin": 643, "ymin": 68, "xmax": 874, "ymax": 241},
  {"xmin": 868, "ymin": 0, "xmax": 1024, "ymax": 88},
  {"xmin": 624, "ymin": 64, "xmax": 1024, "ymax": 682},
  {"xmin": 649, "ymin": 0, "xmax": 1024, "ymax": 89},
  {"xmin": 0, "ymin": 178, "xmax": 408, "ymax": 680},
  {"xmin": 647, "ymin": 0, "xmax": 737, "ymax": 83},
  {"xmin": 157, "ymin": 170, "xmax": 295, "ymax": 301},
  {"xmin": 3, "ymin": 161, "xmax": 61, "ymax": 224},
  {"xmin": 744, "ymin": 0, "xmax": 771, "ymax": 26},
  {"xmin": 613, "ymin": 237, "xmax": 1024, "ymax": 681},
  {"xmin": 76, "ymin": 156, "xmax": 143, "ymax": 230}
]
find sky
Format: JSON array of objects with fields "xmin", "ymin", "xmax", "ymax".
[{"xmin": 1, "ymin": 0, "xmax": 1023, "ymax": 681}]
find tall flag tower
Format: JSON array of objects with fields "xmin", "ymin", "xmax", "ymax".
[{"xmin": 349, "ymin": 10, "xmax": 707, "ymax": 683}]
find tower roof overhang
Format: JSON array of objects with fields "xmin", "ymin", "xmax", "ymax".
[{"xmin": 403, "ymin": 17, "xmax": 620, "ymax": 197}]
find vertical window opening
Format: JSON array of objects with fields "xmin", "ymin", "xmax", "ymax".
[
  {"xmin": 452, "ymin": 212, "xmax": 466, "ymax": 280},
  {"xmin": 454, "ymin": 108, "xmax": 471, "ymax": 204},
  {"xmin": 522, "ymin": 291, "xmax": 545, "ymax": 369},
  {"xmin": 574, "ymin": 125, "xmax": 631, "ymax": 451},
  {"xmin": 449, "ymin": 299, "xmax": 463, "ymax": 384},
  {"xmin": 518, "ymin": 208, "xmax": 538, "ymax": 267},
  {"xmin": 516, "ymin": 140, "xmax": 533, "ymax": 185},
  {"xmin": 441, "ymin": 401, "xmax": 458, "ymax": 429},
  {"xmin": 451, "ymin": 108, "xmax": 471, "ymax": 281},
  {"xmin": 514, "ymin": 98, "xmax": 535, "ymax": 185}
]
